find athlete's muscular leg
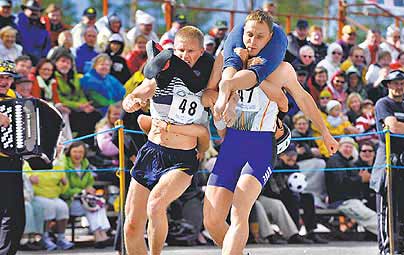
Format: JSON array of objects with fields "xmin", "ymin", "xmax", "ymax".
[
  {"xmin": 203, "ymin": 186, "xmax": 233, "ymax": 246},
  {"xmin": 259, "ymin": 79, "xmax": 289, "ymax": 112},
  {"xmin": 124, "ymin": 180, "xmax": 150, "ymax": 255},
  {"xmin": 147, "ymin": 170, "xmax": 192, "ymax": 255},
  {"xmin": 222, "ymin": 175, "xmax": 262, "ymax": 255}
]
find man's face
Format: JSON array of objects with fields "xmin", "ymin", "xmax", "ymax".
[
  {"xmin": 243, "ymin": 20, "xmax": 272, "ymax": 57},
  {"xmin": 0, "ymin": 5, "xmax": 11, "ymax": 17},
  {"xmin": 387, "ymin": 79, "xmax": 404, "ymax": 98},
  {"xmin": 15, "ymin": 60, "xmax": 32, "ymax": 77},
  {"xmin": 139, "ymin": 23, "xmax": 153, "ymax": 35},
  {"xmin": 15, "ymin": 82, "xmax": 32, "ymax": 98},
  {"xmin": 84, "ymin": 29, "xmax": 97, "ymax": 47},
  {"xmin": 55, "ymin": 56, "xmax": 72, "ymax": 75},
  {"xmin": 300, "ymin": 49, "xmax": 314, "ymax": 65},
  {"xmin": 379, "ymin": 55, "xmax": 392, "ymax": 67},
  {"xmin": 339, "ymin": 143, "xmax": 354, "ymax": 159},
  {"xmin": 280, "ymin": 153, "xmax": 297, "ymax": 167},
  {"xmin": 315, "ymin": 72, "xmax": 327, "ymax": 86},
  {"xmin": 83, "ymin": 16, "xmax": 96, "ymax": 26},
  {"xmin": 296, "ymin": 27, "xmax": 308, "ymax": 40},
  {"xmin": 48, "ymin": 10, "xmax": 62, "ymax": 25},
  {"xmin": 215, "ymin": 28, "xmax": 228, "ymax": 39},
  {"xmin": 310, "ymin": 30, "xmax": 323, "ymax": 45},
  {"xmin": 0, "ymin": 74, "xmax": 13, "ymax": 94},
  {"xmin": 332, "ymin": 76, "xmax": 345, "ymax": 91},
  {"xmin": 351, "ymin": 49, "xmax": 365, "ymax": 66},
  {"xmin": 204, "ymin": 43, "xmax": 215, "ymax": 55},
  {"xmin": 368, "ymin": 31, "xmax": 381, "ymax": 47},
  {"xmin": 342, "ymin": 31, "xmax": 356, "ymax": 45},
  {"xmin": 392, "ymin": 31, "xmax": 401, "ymax": 44},
  {"xmin": 359, "ymin": 144, "xmax": 375, "ymax": 162},
  {"xmin": 174, "ymin": 37, "xmax": 204, "ymax": 68},
  {"xmin": 110, "ymin": 21, "xmax": 121, "ymax": 33}
]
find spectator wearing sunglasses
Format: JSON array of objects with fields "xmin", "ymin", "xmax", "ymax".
[
  {"xmin": 292, "ymin": 45, "xmax": 316, "ymax": 82},
  {"xmin": 317, "ymin": 42, "xmax": 343, "ymax": 84},
  {"xmin": 341, "ymin": 46, "xmax": 368, "ymax": 84}
]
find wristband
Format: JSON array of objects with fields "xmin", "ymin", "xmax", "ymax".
[{"xmin": 214, "ymin": 119, "xmax": 226, "ymax": 130}]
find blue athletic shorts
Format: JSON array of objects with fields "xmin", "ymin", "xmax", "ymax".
[
  {"xmin": 130, "ymin": 141, "xmax": 198, "ymax": 190},
  {"xmin": 207, "ymin": 128, "xmax": 276, "ymax": 192},
  {"xmin": 223, "ymin": 23, "xmax": 287, "ymax": 84}
]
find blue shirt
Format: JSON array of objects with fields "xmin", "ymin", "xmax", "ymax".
[{"xmin": 75, "ymin": 44, "xmax": 98, "ymax": 73}]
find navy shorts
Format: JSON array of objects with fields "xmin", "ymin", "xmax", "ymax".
[
  {"xmin": 130, "ymin": 141, "xmax": 198, "ymax": 190},
  {"xmin": 207, "ymin": 128, "xmax": 276, "ymax": 192}
]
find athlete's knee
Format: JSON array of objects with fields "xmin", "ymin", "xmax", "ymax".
[
  {"xmin": 147, "ymin": 197, "xmax": 166, "ymax": 219},
  {"xmin": 124, "ymin": 216, "xmax": 144, "ymax": 236},
  {"xmin": 203, "ymin": 207, "xmax": 226, "ymax": 230},
  {"xmin": 230, "ymin": 206, "xmax": 250, "ymax": 225}
]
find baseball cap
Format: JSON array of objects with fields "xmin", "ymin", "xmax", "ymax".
[
  {"xmin": 283, "ymin": 143, "xmax": 297, "ymax": 156},
  {"xmin": 204, "ymin": 35, "xmax": 215, "ymax": 46},
  {"xmin": 21, "ymin": 0, "xmax": 44, "ymax": 12},
  {"xmin": 108, "ymin": 33, "xmax": 124, "ymax": 43},
  {"xmin": 215, "ymin": 20, "xmax": 228, "ymax": 30},
  {"xmin": 83, "ymin": 7, "xmax": 97, "ymax": 18},
  {"xmin": 0, "ymin": 0, "xmax": 11, "ymax": 7},
  {"xmin": 342, "ymin": 25, "xmax": 356, "ymax": 34},
  {"xmin": 319, "ymin": 89, "xmax": 332, "ymax": 98},
  {"xmin": 296, "ymin": 19, "xmax": 309, "ymax": 30},
  {"xmin": 14, "ymin": 75, "xmax": 33, "ymax": 85},
  {"xmin": 0, "ymin": 60, "xmax": 16, "ymax": 77},
  {"xmin": 381, "ymin": 70, "xmax": 404, "ymax": 87},
  {"xmin": 174, "ymin": 14, "xmax": 187, "ymax": 25},
  {"xmin": 294, "ymin": 64, "xmax": 308, "ymax": 76}
]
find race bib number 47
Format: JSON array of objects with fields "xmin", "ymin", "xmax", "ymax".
[
  {"xmin": 237, "ymin": 88, "xmax": 260, "ymax": 112},
  {"xmin": 168, "ymin": 85, "xmax": 203, "ymax": 124}
]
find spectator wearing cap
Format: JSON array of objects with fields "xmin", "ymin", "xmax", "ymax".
[
  {"xmin": 354, "ymin": 99, "xmax": 378, "ymax": 144},
  {"xmin": 125, "ymin": 34, "xmax": 147, "ymax": 74},
  {"xmin": 75, "ymin": 26, "xmax": 99, "ymax": 74},
  {"xmin": 340, "ymin": 46, "xmax": 368, "ymax": 84},
  {"xmin": 80, "ymin": 53, "xmax": 125, "ymax": 116},
  {"xmin": 41, "ymin": 4, "xmax": 71, "ymax": 47},
  {"xmin": 358, "ymin": 29, "xmax": 381, "ymax": 65},
  {"xmin": 97, "ymin": 13, "xmax": 129, "ymax": 53},
  {"xmin": 294, "ymin": 64, "xmax": 308, "ymax": 86},
  {"xmin": 285, "ymin": 19, "xmax": 309, "ymax": 63},
  {"xmin": 71, "ymin": 7, "xmax": 97, "ymax": 48},
  {"xmin": 159, "ymin": 14, "xmax": 187, "ymax": 49},
  {"xmin": 380, "ymin": 25, "xmax": 403, "ymax": 61},
  {"xmin": 346, "ymin": 66, "xmax": 367, "ymax": 100},
  {"xmin": 316, "ymin": 42, "xmax": 343, "ymax": 84},
  {"xmin": 305, "ymin": 66, "xmax": 328, "ymax": 105},
  {"xmin": 312, "ymin": 99, "xmax": 358, "ymax": 158},
  {"xmin": 371, "ymin": 70, "xmax": 404, "ymax": 255},
  {"xmin": 0, "ymin": 25, "xmax": 22, "ymax": 61},
  {"xmin": 16, "ymin": 0, "xmax": 51, "ymax": 65},
  {"xmin": 345, "ymin": 92, "xmax": 363, "ymax": 124},
  {"xmin": 307, "ymin": 25, "xmax": 327, "ymax": 65},
  {"xmin": 204, "ymin": 35, "xmax": 216, "ymax": 56},
  {"xmin": 292, "ymin": 45, "xmax": 316, "ymax": 82},
  {"xmin": 127, "ymin": 10, "xmax": 159, "ymax": 46},
  {"xmin": 336, "ymin": 25, "xmax": 357, "ymax": 61},
  {"xmin": 325, "ymin": 137, "xmax": 377, "ymax": 235},
  {"xmin": 318, "ymin": 89, "xmax": 331, "ymax": 115},
  {"xmin": 366, "ymin": 51, "xmax": 391, "ymax": 103},
  {"xmin": 104, "ymin": 33, "xmax": 131, "ymax": 84},
  {"xmin": 0, "ymin": 0, "xmax": 18, "ymax": 35},
  {"xmin": 14, "ymin": 75, "xmax": 33, "ymax": 98},
  {"xmin": 211, "ymin": 19, "xmax": 228, "ymax": 55}
]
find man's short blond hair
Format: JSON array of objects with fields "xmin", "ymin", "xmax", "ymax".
[
  {"xmin": 175, "ymin": 26, "xmax": 204, "ymax": 48},
  {"xmin": 245, "ymin": 9, "xmax": 273, "ymax": 33}
]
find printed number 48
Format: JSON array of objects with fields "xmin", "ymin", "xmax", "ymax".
[{"xmin": 179, "ymin": 99, "xmax": 197, "ymax": 116}]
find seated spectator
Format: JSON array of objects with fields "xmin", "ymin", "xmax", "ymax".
[
  {"xmin": 305, "ymin": 66, "xmax": 328, "ymax": 105},
  {"xmin": 345, "ymin": 92, "xmax": 363, "ymax": 124},
  {"xmin": 366, "ymin": 51, "xmax": 391, "ymax": 96},
  {"xmin": 340, "ymin": 46, "xmax": 367, "ymax": 84},
  {"xmin": 325, "ymin": 137, "xmax": 377, "ymax": 235},
  {"xmin": 41, "ymin": 4, "xmax": 71, "ymax": 47},
  {"xmin": 16, "ymin": 0, "xmax": 51, "ymax": 65},
  {"xmin": 355, "ymin": 99, "xmax": 378, "ymax": 145},
  {"xmin": 353, "ymin": 141, "xmax": 377, "ymax": 210},
  {"xmin": 267, "ymin": 144, "xmax": 327, "ymax": 243},
  {"xmin": 316, "ymin": 42, "xmax": 343, "ymax": 84},
  {"xmin": 105, "ymin": 33, "xmax": 131, "ymax": 84},
  {"xmin": 389, "ymin": 51, "xmax": 404, "ymax": 71},
  {"xmin": 318, "ymin": 89, "xmax": 331, "ymax": 115},
  {"xmin": 358, "ymin": 29, "xmax": 381, "ymax": 65},
  {"xmin": 0, "ymin": 0, "xmax": 18, "ymax": 32},
  {"xmin": 127, "ymin": 10, "xmax": 159, "ymax": 45},
  {"xmin": 159, "ymin": 14, "xmax": 187, "ymax": 49},
  {"xmin": 312, "ymin": 100, "xmax": 358, "ymax": 158},
  {"xmin": 75, "ymin": 26, "xmax": 98, "ymax": 74},
  {"xmin": 54, "ymin": 49, "xmax": 101, "ymax": 143},
  {"xmin": 210, "ymin": 20, "xmax": 228, "ymax": 56},
  {"xmin": 24, "ymin": 168, "xmax": 74, "ymax": 251},
  {"xmin": 380, "ymin": 25, "xmax": 403, "ymax": 61},
  {"xmin": 80, "ymin": 54, "xmax": 125, "ymax": 116},
  {"xmin": 307, "ymin": 25, "xmax": 327, "ymax": 65},
  {"xmin": 345, "ymin": 66, "xmax": 367, "ymax": 100},
  {"xmin": 203, "ymin": 35, "xmax": 216, "ymax": 57},
  {"xmin": 71, "ymin": 7, "xmax": 97, "ymax": 48},
  {"xmin": 285, "ymin": 19, "xmax": 309, "ymax": 63},
  {"xmin": 47, "ymin": 30, "xmax": 76, "ymax": 61},
  {"xmin": 62, "ymin": 141, "xmax": 112, "ymax": 249},
  {"xmin": 291, "ymin": 113, "xmax": 327, "ymax": 208},
  {"xmin": 327, "ymin": 70, "xmax": 347, "ymax": 106},
  {"xmin": 14, "ymin": 75, "xmax": 33, "ymax": 98},
  {"xmin": 125, "ymin": 34, "xmax": 147, "ymax": 74},
  {"xmin": 0, "ymin": 25, "xmax": 22, "ymax": 61},
  {"xmin": 90, "ymin": 103, "xmax": 121, "ymax": 184},
  {"xmin": 336, "ymin": 25, "xmax": 357, "ymax": 61},
  {"xmin": 292, "ymin": 45, "xmax": 316, "ymax": 82},
  {"xmin": 97, "ymin": 13, "xmax": 129, "ymax": 53},
  {"xmin": 15, "ymin": 55, "xmax": 32, "ymax": 77}
]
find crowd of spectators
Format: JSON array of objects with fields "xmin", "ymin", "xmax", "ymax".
[{"xmin": 1, "ymin": 0, "xmax": 401, "ymax": 252}]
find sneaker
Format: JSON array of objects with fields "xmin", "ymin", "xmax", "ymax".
[
  {"xmin": 267, "ymin": 233, "xmax": 287, "ymax": 244},
  {"xmin": 306, "ymin": 232, "xmax": 328, "ymax": 244},
  {"xmin": 287, "ymin": 234, "xmax": 314, "ymax": 244},
  {"xmin": 42, "ymin": 237, "xmax": 57, "ymax": 251},
  {"xmin": 56, "ymin": 239, "xmax": 74, "ymax": 250}
]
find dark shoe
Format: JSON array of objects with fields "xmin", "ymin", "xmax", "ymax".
[
  {"xmin": 19, "ymin": 241, "xmax": 44, "ymax": 251},
  {"xmin": 267, "ymin": 233, "xmax": 287, "ymax": 244},
  {"xmin": 306, "ymin": 232, "xmax": 328, "ymax": 244},
  {"xmin": 288, "ymin": 234, "xmax": 314, "ymax": 244},
  {"xmin": 94, "ymin": 241, "xmax": 106, "ymax": 249}
]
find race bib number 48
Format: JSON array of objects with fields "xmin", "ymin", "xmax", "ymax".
[
  {"xmin": 168, "ymin": 85, "xmax": 203, "ymax": 124},
  {"xmin": 237, "ymin": 88, "xmax": 260, "ymax": 112}
]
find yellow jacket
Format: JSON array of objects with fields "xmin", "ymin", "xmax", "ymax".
[{"xmin": 340, "ymin": 59, "xmax": 367, "ymax": 84}]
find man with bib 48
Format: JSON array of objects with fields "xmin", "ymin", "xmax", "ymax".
[{"xmin": 122, "ymin": 26, "xmax": 213, "ymax": 255}]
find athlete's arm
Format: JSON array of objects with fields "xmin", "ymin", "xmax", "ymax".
[
  {"xmin": 384, "ymin": 116, "xmax": 404, "ymax": 134},
  {"xmin": 137, "ymin": 114, "xmax": 152, "ymax": 134},
  {"xmin": 123, "ymin": 78, "xmax": 156, "ymax": 113},
  {"xmin": 202, "ymin": 53, "xmax": 224, "ymax": 108},
  {"xmin": 279, "ymin": 63, "xmax": 339, "ymax": 155}
]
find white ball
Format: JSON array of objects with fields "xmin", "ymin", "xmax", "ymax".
[{"xmin": 287, "ymin": 173, "xmax": 307, "ymax": 193}]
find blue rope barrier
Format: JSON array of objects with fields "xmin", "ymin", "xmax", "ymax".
[
  {"xmin": 62, "ymin": 126, "xmax": 123, "ymax": 145},
  {"xmin": 291, "ymin": 130, "xmax": 386, "ymax": 141},
  {"xmin": 390, "ymin": 133, "xmax": 404, "ymax": 138}
]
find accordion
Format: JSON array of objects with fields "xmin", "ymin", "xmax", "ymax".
[{"xmin": 0, "ymin": 98, "xmax": 64, "ymax": 164}]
